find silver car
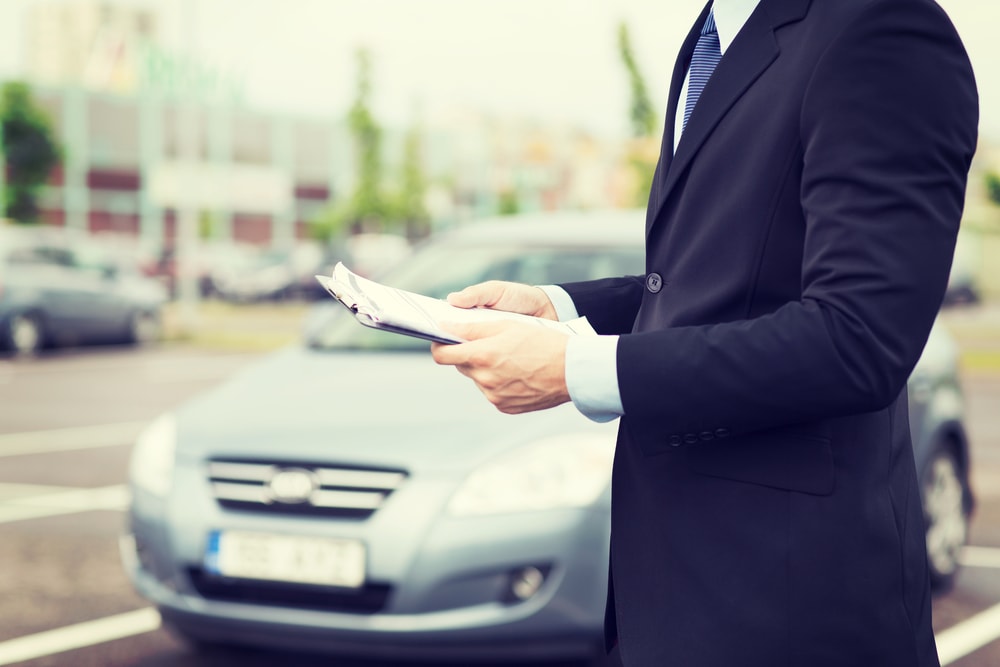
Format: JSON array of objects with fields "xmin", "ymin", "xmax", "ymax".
[
  {"xmin": 0, "ymin": 225, "xmax": 166, "ymax": 356},
  {"xmin": 122, "ymin": 211, "xmax": 972, "ymax": 663}
]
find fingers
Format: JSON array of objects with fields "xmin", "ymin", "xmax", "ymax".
[
  {"xmin": 431, "ymin": 324, "xmax": 570, "ymax": 415},
  {"xmin": 431, "ymin": 341, "xmax": 464, "ymax": 366},
  {"xmin": 446, "ymin": 281, "xmax": 554, "ymax": 318},
  {"xmin": 431, "ymin": 321, "xmax": 510, "ymax": 367},
  {"xmin": 446, "ymin": 282, "xmax": 506, "ymax": 309}
]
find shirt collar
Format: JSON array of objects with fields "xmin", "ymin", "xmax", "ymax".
[{"xmin": 712, "ymin": 0, "xmax": 761, "ymax": 54}]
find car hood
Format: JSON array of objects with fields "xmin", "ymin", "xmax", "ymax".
[{"xmin": 175, "ymin": 346, "xmax": 610, "ymax": 475}]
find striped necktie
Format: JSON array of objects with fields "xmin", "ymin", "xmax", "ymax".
[{"xmin": 682, "ymin": 10, "xmax": 722, "ymax": 132}]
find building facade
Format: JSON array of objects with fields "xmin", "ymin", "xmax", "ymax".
[{"xmin": 19, "ymin": 2, "xmax": 635, "ymax": 252}]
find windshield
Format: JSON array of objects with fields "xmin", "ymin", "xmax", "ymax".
[{"xmin": 311, "ymin": 239, "xmax": 643, "ymax": 351}]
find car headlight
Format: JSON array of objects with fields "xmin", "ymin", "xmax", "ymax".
[
  {"xmin": 129, "ymin": 414, "xmax": 177, "ymax": 497},
  {"xmin": 448, "ymin": 430, "xmax": 616, "ymax": 517}
]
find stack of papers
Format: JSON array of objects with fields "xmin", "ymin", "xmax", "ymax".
[{"xmin": 315, "ymin": 262, "xmax": 596, "ymax": 344}]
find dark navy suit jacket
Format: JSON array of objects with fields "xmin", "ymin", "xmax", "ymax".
[{"xmin": 561, "ymin": 0, "xmax": 978, "ymax": 664}]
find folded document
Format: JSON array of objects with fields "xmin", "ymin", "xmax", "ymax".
[{"xmin": 315, "ymin": 262, "xmax": 596, "ymax": 344}]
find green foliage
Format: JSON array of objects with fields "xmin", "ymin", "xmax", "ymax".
[
  {"xmin": 311, "ymin": 48, "xmax": 430, "ymax": 243},
  {"xmin": 0, "ymin": 82, "xmax": 62, "ymax": 223},
  {"xmin": 311, "ymin": 51, "xmax": 433, "ymax": 243},
  {"xmin": 346, "ymin": 49, "xmax": 389, "ymax": 226},
  {"xmin": 307, "ymin": 205, "xmax": 347, "ymax": 244},
  {"xmin": 199, "ymin": 211, "xmax": 220, "ymax": 240},
  {"xmin": 392, "ymin": 124, "xmax": 429, "ymax": 237},
  {"xmin": 627, "ymin": 146, "xmax": 657, "ymax": 207},
  {"xmin": 497, "ymin": 190, "xmax": 520, "ymax": 216},
  {"xmin": 986, "ymin": 171, "xmax": 1000, "ymax": 208},
  {"xmin": 617, "ymin": 24, "xmax": 659, "ymax": 205},
  {"xmin": 311, "ymin": 49, "xmax": 388, "ymax": 242},
  {"xmin": 617, "ymin": 23, "xmax": 656, "ymax": 138}
]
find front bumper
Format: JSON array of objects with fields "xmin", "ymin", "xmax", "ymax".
[{"xmin": 122, "ymin": 482, "xmax": 610, "ymax": 662}]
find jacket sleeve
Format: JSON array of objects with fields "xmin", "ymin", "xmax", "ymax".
[
  {"xmin": 615, "ymin": 0, "xmax": 978, "ymax": 443},
  {"xmin": 559, "ymin": 275, "xmax": 646, "ymax": 335}
]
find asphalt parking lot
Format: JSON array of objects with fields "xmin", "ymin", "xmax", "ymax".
[{"xmin": 0, "ymin": 313, "xmax": 999, "ymax": 666}]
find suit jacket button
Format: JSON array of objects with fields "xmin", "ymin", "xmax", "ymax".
[
  {"xmin": 669, "ymin": 435, "xmax": 682, "ymax": 447},
  {"xmin": 699, "ymin": 431, "xmax": 715, "ymax": 441},
  {"xmin": 684, "ymin": 433, "xmax": 699, "ymax": 444},
  {"xmin": 646, "ymin": 273, "xmax": 663, "ymax": 293},
  {"xmin": 715, "ymin": 428, "xmax": 730, "ymax": 439}
]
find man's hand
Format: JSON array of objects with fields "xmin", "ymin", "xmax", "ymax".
[
  {"xmin": 431, "ymin": 320, "xmax": 570, "ymax": 414},
  {"xmin": 447, "ymin": 281, "xmax": 558, "ymax": 321}
]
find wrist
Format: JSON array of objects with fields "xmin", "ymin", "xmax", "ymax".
[{"xmin": 532, "ymin": 287, "xmax": 559, "ymax": 320}]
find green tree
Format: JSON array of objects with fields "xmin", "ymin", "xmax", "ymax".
[
  {"xmin": 393, "ymin": 123, "xmax": 429, "ymax": 238},
  {"xmin": 497, "ymin": 189, "xmax": 520, "ymax": 216},
  {"xmin": 0, "ymin": 82, "xmax": 62, "ymax": 223},
  {"xmin": 986, "ymin": 171, "xmax": 1000, "ymax": 207},
  {"xmin": 310, "ymin": 48, "xmax": 393, "ymax": 243},
  {"xmin": 346, "ymin": 48, "xmax": 389, "ymax": 227},
  {"xmin": 617, "ymin": 23, "xmax": 658, "ymax": 207},
  {"xmin": 618, "ymin": 23, "xmax": 655, "ymax": 138}
]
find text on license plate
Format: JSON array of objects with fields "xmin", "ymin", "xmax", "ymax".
[{"xmin": 205, "ymin": 530, "xmax": 366, "ymax": 588}]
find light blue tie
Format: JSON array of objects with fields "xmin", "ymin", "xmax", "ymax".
[{"xmin": 683, "ymin": 10, "xmax": 722, "ymax": 132}]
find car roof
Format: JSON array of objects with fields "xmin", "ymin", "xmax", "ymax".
[{"xmin": 433, "ymin": 209, "xmax": 646, "ymax": 248}]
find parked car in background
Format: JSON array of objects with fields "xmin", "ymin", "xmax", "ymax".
[
  {"xmin": 297, "ymin": 234, "xmax": 413, "ymax": 302},
  {"xmin": 209, "ymin": 247, "xmax": 297, "ymax": 302},
  {"xmin": 123, "ymin": 211, "xmax": 973, "ymax": 664},
  {"xmin": 943, "ymin": 233, "xmax": 981, "ymax": 307},
  {"xmin": 144, "ymin": 242, "xmax": 258, "ymax": 300},
  {"xmin": 0, "ymin": 225, "xmax": 167, "ymax": 356},
  {"xmin": 344, "ymin": 233, "xmax": 412, "ymax": 279},
  {"xmin": 908, "ymin": 318, "xmax": 975, "ymax": 589},
  {"xmin": 209, "ymin": 242, "xmax": 334, "ymax": 303},
  {"xmin": 206, "ymin": 234, "xmax": 410, "ymax": 303}
]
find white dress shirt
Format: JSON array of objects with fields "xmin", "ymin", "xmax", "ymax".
[
  {"xmin": 673, "ymin": 0, "xmax": 761, "ymax": 151},
  {"xmin": 548, "ymin": 0, "xmax": 761, "ymax": 422}
]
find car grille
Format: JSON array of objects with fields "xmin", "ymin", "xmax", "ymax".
[
  {"xmin": 186, "ymin": 567, "xmax": 392, "ymax": 614},
  {"xmin": 207, "ymin": 459, "xmax": 407, "ymax": 519}
]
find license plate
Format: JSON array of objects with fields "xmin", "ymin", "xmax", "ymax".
[{"xmin": 204, "ymin": 530, "xmax": 365, "ymax": 588}]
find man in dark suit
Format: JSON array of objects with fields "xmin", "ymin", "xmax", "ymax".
[{"xmin": 432, "ymin": 0, "xmax": 978, "ymax": 664}]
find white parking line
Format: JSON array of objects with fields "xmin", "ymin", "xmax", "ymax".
[
  {"xmin": 938, "ymin": 601, "xmax": 1000, "ymax": 665},
  {"xmin": 959, "ymin": 546, "xmax": 1000, "ymax": 570},
  {"xmin": 0, "ymin": 608, "xmax": 161, "ymax": 666},
  {"xmin": 0, "ymin": 483, "xmax": 80, "ymax": 502},
  {"xmin": 0, "ymin": 421, "xmax": 146, "ymax": 458},
  {"xmin": 0, "ymin": 484, "xmax": 129, "ymax": 524}
]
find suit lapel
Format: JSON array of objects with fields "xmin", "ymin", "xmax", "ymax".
[
  {"xmin": 646, "ymin": 2, "xmax": 710, "ymax": 235},
  {"xmin": 659, "ymin": 2, "xmax": 713, "ymax": 176},
  {"xmin": 649, "ymin": 0, "xmax": 811, "ymax": 231}
]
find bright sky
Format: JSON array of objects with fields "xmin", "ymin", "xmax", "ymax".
[{"xmin": 0, "ymin": 0, "xmax": 997, "ymax": 140}]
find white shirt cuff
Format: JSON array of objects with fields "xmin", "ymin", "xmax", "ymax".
[
  {"xmin": 565, "ymin": 335, "xmax": 624, "ymax": 423},
  {"xmin": 537, "ymin": 285, "xmax": 579, "ymax": 322}
]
